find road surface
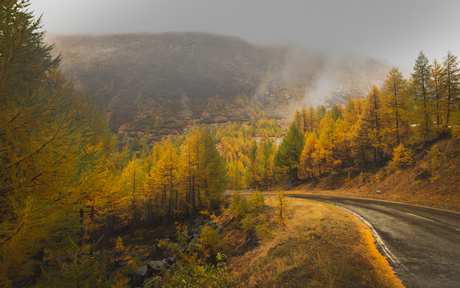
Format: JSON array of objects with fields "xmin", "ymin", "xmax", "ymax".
[{"xmin": 286, "ymin": 194, "xmax": 460, "ymax": 288}]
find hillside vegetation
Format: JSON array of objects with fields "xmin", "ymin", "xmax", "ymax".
[
  {"xmin": 293, "ymin": 137, "xmax": 460, "ymax": 212},
  {"xmin": 225, "ymin": 195, "xmax": 403, "ymax": 287}
]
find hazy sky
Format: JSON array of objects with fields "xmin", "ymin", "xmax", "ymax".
[{"xmin": 30, "ymin": 0, "xmax": 460, "ymax": 69}]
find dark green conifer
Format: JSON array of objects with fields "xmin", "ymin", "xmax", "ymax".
[{"xmin": 275, "ymin": 123, "xmax": 304, "ymax": 181}]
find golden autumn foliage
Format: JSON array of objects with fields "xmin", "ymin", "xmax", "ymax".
[
  {"xmin": 272, "ymin": 189, "xmax": 291, "ymax": 226},
  {"xmin": 115, "ymin": 237, "xmax": 124, "ymax": 253},
  {"xmin": 389, "ymin": 144, "xmax": 413, "ymax": 171},
  {"xmin": 1, "ymin": 1, "xmax": 116, "ymax": 285},
  {"xmin": 296, "ymin": 54, "xmax": 460, "ymax": 179},
  {"xmin": 3, "ymin": 1, "xmax": 460, "ymax": 286}
]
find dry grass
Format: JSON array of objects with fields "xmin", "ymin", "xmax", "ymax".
[
  {"xmin": 222, "ymin": 196, "xmax": 403, "ymax": 288},
  {"xmin": 289, "ymin": 138, "xmax": 460, "ymax": 212}
]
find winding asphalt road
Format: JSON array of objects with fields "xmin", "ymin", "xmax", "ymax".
[{"xmin": 285, "ymin": 194, "xmax": 460, "ymax": 288}]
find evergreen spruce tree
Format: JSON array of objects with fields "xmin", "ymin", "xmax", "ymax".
[
  {"xmin": 201, "ymin": 128, "xmax": 228, "ymax": 210},
  {"xmin": 411, "ymin": 51, "xmax": 435, "ymax": 143},
  {"xmin": 275, "ymin": 123, "xmax": 304, "ymax": 181}
]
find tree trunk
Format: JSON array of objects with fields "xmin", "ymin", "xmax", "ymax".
[
  {"xmin": 78, "ymin": 207, "xmax": 84, "ymax": 246},
  {"xmin": 163, "ymin": 185, "xmax": 167, "ymax": 229},
  {"xmin": 190, "ymin": 176, "xmax": 193, "ymax": 220},
  {"xmin": 90, "ymin": 206, "xmax": 94, "ymax": 256}
]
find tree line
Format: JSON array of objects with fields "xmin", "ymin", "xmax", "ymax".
[{"xmin": 276, "ymin": 51, "xmax": 460, "ymax": 182}]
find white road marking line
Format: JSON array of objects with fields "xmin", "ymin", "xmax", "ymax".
[
  {"xmin": 300, "ymin": 199, "xmax": 439, "ymax": 288},
  {"xmin": 332, "ymin": 204, "xmax": 405, "ymax": 270},
  {"xmin": 405, "ymin": 212, "xmax": 435, "ymax": 222}
]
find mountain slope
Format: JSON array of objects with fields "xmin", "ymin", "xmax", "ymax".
[{"xmin": 50, "ymin": 32, "xmax": 390, "ymax": 133}]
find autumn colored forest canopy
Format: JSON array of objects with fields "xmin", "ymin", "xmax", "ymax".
[{"xmin": 2, "ymin": 0, "xmax": 460, "ymax": 286}]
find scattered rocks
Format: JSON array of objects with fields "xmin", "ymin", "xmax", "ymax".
[
  {"xmin": 148, "ymin": 260, "xmax": 166, "ymax": 274},
  {"xmin": 133, "ymin": 265, "xmax": 152, "ymax": 287},
  {"xmin": 167, "ymin": 243, "xmax": 184, "ymax": 253},
  {"xmin": 118, "ymin": 216, "xmax": 223, "ymax": 287},
  {"xmin": 165, "ymin": 256, "xmax": 176, "ymax": 266},
  {"xmin": 194, "ymin": 216, "xmax": 204, "ymax": 225},
  {"xmin": 189, "ymin": 235, "xmax": 201, "ymax": 248},
  {"xmin": 131, "ymin": 259, "xmax": 169, "ymax": 286}
]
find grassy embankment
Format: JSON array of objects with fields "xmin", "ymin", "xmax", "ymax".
[
  {"xmin": 288, "ymin": 138, "xmax": 460, "ymax": 212},
  {"xmin": 218, "ymin": 195, "xmax": 403, "ymax": 287}
]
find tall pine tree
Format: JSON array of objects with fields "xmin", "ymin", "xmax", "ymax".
[
  {"xmin": 411, "ymin": 51, "xmax": 435, "ymax": 143},
  {"xmin": 275, "ymin": 123, "xmax": 304, "ymax": 181},
  {"xmin": 441, "ymin": 51, "xmax": 460, "ymax": 126}
]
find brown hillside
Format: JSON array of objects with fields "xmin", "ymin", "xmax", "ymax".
[
  {"xmin": 291, "ymin": 138, "xmax": 460, "ymax": 212},
  {"xmin": 48, "ymin": 32, "xmax": 389, "ymax": 134}
]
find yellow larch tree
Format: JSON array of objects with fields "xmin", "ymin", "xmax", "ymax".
[{"xmin": 381, "ymin": 67, "xmax": 411, "ymax": 148}]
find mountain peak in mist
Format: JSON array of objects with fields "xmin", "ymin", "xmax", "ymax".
[{"xmin": 50, "ymin": 32, "xmax": 389, "ymax": 133}]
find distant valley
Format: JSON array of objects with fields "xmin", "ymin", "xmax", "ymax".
[{"xmin": 50, "ymin": 32, "xmax": 390, "ymax": 136}]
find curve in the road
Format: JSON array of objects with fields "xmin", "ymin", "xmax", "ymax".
[{"xmin": 286, "ymin": 194, "xmax": 460, "ymax": 288}]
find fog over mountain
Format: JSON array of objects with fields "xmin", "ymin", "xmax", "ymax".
[
  {"xmin": 51, "ymin": 32, "xmax": 389, "ymax": 134},
  {"xmin": 32, "ymin": 0, "xmax": 460, "ymax": 69}
]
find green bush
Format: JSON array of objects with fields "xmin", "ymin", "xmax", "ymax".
[
  {"xmin": 250, "ymin": 189, "xmax": 265, "ymax": 211},
  {"xmin": 162, "ymin": 226, "xmax": 241, "ymax": 287},
  {"xmin": 197, "ymin": 225, "xmax": 221, "ymax": 259},
  {"xmin": 230, "ymin": 191, "xmax": 249, "ymax": 218},
  {"xmin": 160, "ymin": 253, "xmax": 242, "ymax": 288}
]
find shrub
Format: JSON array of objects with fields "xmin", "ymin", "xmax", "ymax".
[
  {"xmin": 272, "ymin": 189, "xmax": 291, "ymax": 226},
  {"xmin": 375, "ymin": 170, "xmax": 385, "ymax": 182},
  {"xmin": 428, "ymin": 144, "xmax": 441, "ymax": 171},
  {"xmin": 389, "ymin": 144, "xmax": 413, "ymax": 171},
  {"xmin": 430, "ymin": 174, "xmax": 440, "ymax": 183},
  {"xmin": 345, "ymin": 171, "xmax": 352, "ymax": 186},
  {"xmin": 250, "ymin": 189, "xmax": 265, "ymax": 211},
  {"xmin": 161, "ymin": 253, "xmax": 242, "ymax": 287},
  {"xmin": 230, "ymin": 191, "xmax": 249, "ymax": 218},
  {"xmin": 115, "ymin": 237, "xmax": 124, "ymax": 253},
  {"xmin": 158, "ymin": 239, "xmax": 169, "ymax": 249},
  {"xmin": 162, "ymin": 226, "xmax": 242, "ymax": 287},
  {"xmin": 256, "ymin": 214, "xmax": 277, "ymax": 241},
  {"xmin": 197, "ymin": 225, "xmax": 221, "ymax": 259},
  {"xmin": 240, "ymin": 214, "xmax": 255, "ymax": 230}
]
